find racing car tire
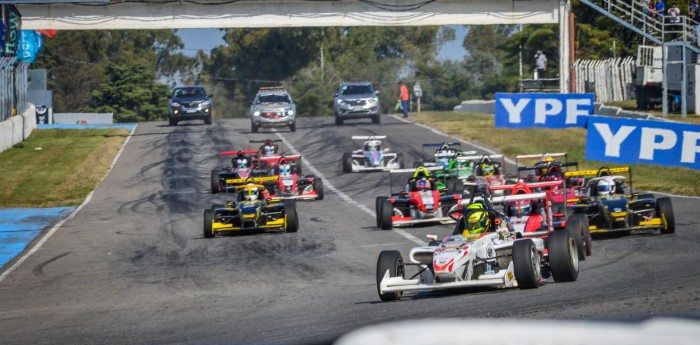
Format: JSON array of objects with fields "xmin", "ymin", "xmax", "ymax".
[
  {"xmin": 284, "ymin": 202, "xmax": 299, "ymax": 233},
  {"xmin": 380, "ymin": 199, "xmax": 394, "ymax": 230},
  {"xmin": 657, "ymin": 197, "xmax": 675, "ymax": 234},
  {"xmin": 210, "ymin": 170, "xmax": 220, "ymax": 194},
  {"xmin": 205, "ymin": 115, "xmax": 212, "ymax": 125},
  {"xmin": 342, "ymin": 153, "xmax": 353, "ymax": 173},
  {"xmin": 513, "ymin": 239, "xmax": 541, "ymax": 289},
  {"xmin": 169, "ymin": 118, "xmax": 177, "ymax": 126},
  {"xmin": 335, "ymin": 116, "xmax": 343, "ymax": 125},
  {"xmin": 314, "ymin": 178, "xmax": 325, "ymax": 200},
  {"xmin": 290, "ymin": 123, "xmax": 296, "ymax": 132},
  {"xmin": 251, "ymin": 121, "xmax": 259, "ymax": 133},
  {"xmin": 548, "ymin": 230, "xmax": 579, "ymax": 283},
  {"xmin": 375, "ymin": 196, "xmax": 389, "ymax": 228},
  {"xmin": 203, "ymin": 209, "xmax": 215, "ymax": 238},
  {"xmin": 565, "ymin": 213, "xmax": 588, "ymax": 260},
  {"xmin": 372, "ymin": 114, "xmax": 380, "ymax": 124},
  {"xmin": 397, "ymin": 153, "xmax": 405, "ymax": 169},
  {"xmin": 376, "ymin": 250, "xmax": 405, "ymax": 301}
]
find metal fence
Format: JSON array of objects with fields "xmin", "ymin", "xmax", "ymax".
[
  {"xmin": 573, "ymin": 57, "xmax": 635, "ymax": 103},
  {"xmin": 0, "ymin": 57, "xmax": 29, "ymax": 122}
]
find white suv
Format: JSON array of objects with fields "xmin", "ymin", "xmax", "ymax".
[
  {"xmin": 250, "ymin": 86, "xmax": 297, "ymax": 132},
  {"xmin": 333, "ymin": 82, "xmax": 381, "ymax": 125}
]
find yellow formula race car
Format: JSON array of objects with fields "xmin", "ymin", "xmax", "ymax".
[{"xmin": 202, "ymin": 184, "xmax": 299, "ymax": 238}]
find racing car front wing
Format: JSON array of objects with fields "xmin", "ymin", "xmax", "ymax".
[{"xmin": 378, "ymin": 264, "xmax": 518, "ymax": 294}]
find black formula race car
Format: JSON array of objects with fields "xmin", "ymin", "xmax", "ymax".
[{"xmin": 565, "ymin": 167, "xmax": 675, "ymax": 236}]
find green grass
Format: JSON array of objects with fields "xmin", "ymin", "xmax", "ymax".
[
  {"xmin": 0, "ymin": 128, "xmax": 130, "ymax": 207},
  {"xmin": 412, "ymin": 111, "xmax": 700, "ymax": 196}
]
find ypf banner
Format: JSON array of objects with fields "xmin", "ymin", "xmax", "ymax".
[
  {"xmin": 586, "ymin": 115, "xmax": 700, "ymax": 170},
  {"xmin": 495, "ymin": 93, "xmax": 594, "ymax": 128}
]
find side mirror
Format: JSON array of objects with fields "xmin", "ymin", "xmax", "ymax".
[
  {"xmin": 375, "ymin": 91, "xmax": 381, "ymax": 96},
  {"xmin": 334, "ymin": 93, "xmax": 338, "ymax": 97},
  {"xmin": 426, "ymin": 234, "xmax": 438, "ymax": 241},
  {"xmin": 384, "ymin": 148, "xmax": 390, "ymax": 152},
  {"xmin": 208, "ymin": 93, "xmax": 214, "ymax": 98}
]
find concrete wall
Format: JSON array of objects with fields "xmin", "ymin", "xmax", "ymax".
[
  {"xmin": 453, "ymin": 100, "xmax": 496, "ymax": 114},
  {"xmin": 0, "ymin": 104, "xmax": 36, "ymax": 154},
  {"xmin": 53, "ymin": 113, "xmax": 113, "ymax": 125}
]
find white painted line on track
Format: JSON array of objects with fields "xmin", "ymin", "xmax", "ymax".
[
  {"xmin": 274, "ymin": 132, "xmax": 425, "ymax": 246},
  {"xmin": 393, "ymin": 114, "xmax": 700, "ymax": 200},
  {"xmin": 0, "ymin": 125, "xmax": 139, "ymax": 284}
]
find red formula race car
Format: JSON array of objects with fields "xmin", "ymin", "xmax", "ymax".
[
  {"xmin": 375, "ymin": 167, "xmax": 462, "ymax": 230},
  {"xmin": 268, "ymin": 157, "xmax": 324, "ymax": 201},
  {"xmin": 515, "ymin": 153, "xmax": 583, "ymax": 209},
  {"xmin": 210, "ymin": 149, "xmax": 266, "ymax": 193},
  {"xmin": 490, "ymin": 180, "xmax": 592, "ymax": 260}
]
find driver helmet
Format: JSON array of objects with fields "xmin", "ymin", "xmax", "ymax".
[
  {"xmin": 416, "ymin": 177, "xmax": 431, "ymax": 191},
  {"xmin": 235, "ymin": 157, "xmax": 248, "ymax": 168},
  {"xmin": 366, "ymin": 142, "xmax": 378, "ymax": 151},
  {"xmin": 263, "ymin": 145, "xmax": 276, "ymax": 155},
  {"xmin": 278, "ymin": 163, "xmax": 291, "ymax": 175},
  {"xmin": 243, "ymin": 187, "xmax": 259, "ymax": 201},
  {"xmin": 481, "ymin": 163, "xmax": 496, "ymax": 176},
  {"xmin": 596, "ymin": 179, "xmax": 614, "ymax": 197},
  {"xmin": 509, "ymin": 200, "xmax": 531, "ymax": 217},
  {"xmin": 464, "ymin": 203, "xmax": 491, "ymax": 236},
  {"xmin": 436, "ymin": 155, "xmax": 451, "ymax": 168}
]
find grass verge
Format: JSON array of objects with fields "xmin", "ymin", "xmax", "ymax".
[
  {"xmin": 411, "ymin": 111, "xmax": 700, "ymax": 196},
  {"xmin": 0, "ymin": 128, "xmax": 130, "ymax": 207}
]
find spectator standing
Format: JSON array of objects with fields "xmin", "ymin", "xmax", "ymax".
[
  {"xmin": 398, "ymin": 81, "xmax": 409, "ymax": 118},
  {"xmin": 668, "ymin": 3, "xmax": 681, "ymax": 23},
  {"xmin": 534, "ymin": 50, "xmax": 547, "ymax": 79},
  {"xmin": 653, "ymin": 0, "xmax": 666, "ymax": 21}
]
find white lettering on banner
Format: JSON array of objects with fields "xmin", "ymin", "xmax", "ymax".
[
  {"xmin": 566, "ymin": 99, "xmax": 591, "ymax": 124},
  {"xmin": 534, "ymin": 99, "xmax": 563, "ymax": 124},
  {"xmin": 593, "ymin": 123, "xmax": 635, "ymax": 157},
  {"xmin": 640, "ymin": 128, "xmax": 677, "ymax": 160},
  {"xmin": 681, "ymin": 131, "xmax": 700, "ymax": 163},
  {"xmin": 499, "ymin": 98, "xmax": 529, "ymax": 124}
]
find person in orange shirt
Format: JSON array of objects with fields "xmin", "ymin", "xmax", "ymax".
[{"xmin": 398, "ymin": 81, "xmax": 410, "ymax": 118}]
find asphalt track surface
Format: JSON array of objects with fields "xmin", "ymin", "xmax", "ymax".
[{"xmin": 1, "ymin": 116, "xmax": 699, "ymax": 345}]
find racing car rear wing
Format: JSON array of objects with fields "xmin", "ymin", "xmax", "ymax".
[
  {"xmin": 225, "ymin": 175, "xmax": 278, "ymax": 185},
  {"xmin": 220, "ymin": 150, "xmax": 259, "ymax": 156},
  {"xmin": 489, "ymin": 180, "xmax": 563, "ymax": 192},
  {"xmin": 351, "ymin": 135, "xmax": 387, "ymax": 140},
  {"xmin": 564, "ymin": 166, "xmax": 630, "ymax": 177},
  {"xmin": 515, "ymin": 152, "xmax": 568, "ymax": 161},
  {"xmin": 422, "ymin": 142, "xmax": 461, "ymax": 148},
  {"xmin": 248, "ymin": 139, "xmax": 282, "ymax": 144},
  {"xmin": 389, "ymin": 166, "xmax": 443, "ymax": 174}
]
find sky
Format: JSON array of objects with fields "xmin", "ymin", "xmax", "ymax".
[{"xmin": 176, "ymin": 25, "xmax": 468, "ymax": 61}]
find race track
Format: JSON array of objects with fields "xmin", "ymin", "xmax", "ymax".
[{"xmin": 1, "ymin": 116, "xmax": 699, "ymax": 345}]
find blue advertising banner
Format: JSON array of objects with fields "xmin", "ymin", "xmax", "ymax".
[
  {"xmin": 1, "ymin": 4, "xmax": 21, "ymax": 57},
  {"xmin": 586, "ymin": 115, "xmax": 700, "ymax": 170},
  {"xmin": 495, "ymin": 93, "xmax": 594, "ymax": 128},
  {"xmin": 17, "ymin": 30, "xmax": 38, "ymax": 62}
]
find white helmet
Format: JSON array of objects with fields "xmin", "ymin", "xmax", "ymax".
[
  {"xmin": 236, "ymin": 158, "xmax": 248, "ymax": 168},
  {"xmin": 279, "ymin": 163, "xmax": 291, "ymax": 175},
  {"xmin": 596, "ymin": 179, "xmax": 614, "ymax": 197},
  {"xmin": 244, "ymin": 187, "xmax": 259, "ymax": 201},
  {"xmin": 264, "ymin": 145, "xmax": 275, "ymax": 155}
]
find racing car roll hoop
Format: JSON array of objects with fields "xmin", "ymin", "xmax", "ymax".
[
  {"xmin": 342, "ymin": 135, "xmax": 404, "ymax": 173},
  {"xmin": 375, "ymin": 197, "xmax": 579, "ymax": 301}
]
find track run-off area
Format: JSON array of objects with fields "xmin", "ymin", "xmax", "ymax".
[{"xmin": 1, "ymin": 116, "xmax": 699, "ymax": 344}]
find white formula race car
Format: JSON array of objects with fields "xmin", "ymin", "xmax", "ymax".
[
  {"xmin": 376, "ymin": 191, "xmax": 580, "ymax": 301},
  {"xmin": 342, "ymin": 135, "xmax": 404, "ymax": 172}
]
